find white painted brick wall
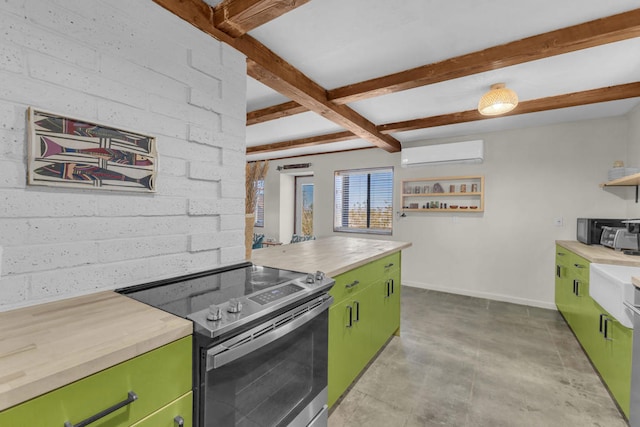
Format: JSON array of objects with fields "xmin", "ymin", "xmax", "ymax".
[{"xmin": 0, "ymin": 0, "xmax": 247, "ymax": 311}]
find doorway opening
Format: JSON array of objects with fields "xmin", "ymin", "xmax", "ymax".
[{"xmin": 295, "ymin": 175, "xmax": 314, "ymax": 236}]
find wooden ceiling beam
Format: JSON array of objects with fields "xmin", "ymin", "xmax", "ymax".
[
  {"xmin": 247, "ymin": 130, "xmax": 356, "ymax": 154},
  {"xmin": 329, "ymin": 9, "xmax": 640, "ymax": 104},
  {"xmin": 378, "ymin": 82, "xmax": 640, "ymax": 133},
  {"xmin": 247, "ymin": 83, "xmax": 640, "ymax": 157},
  {"xmin": 153, "ymin": 0, "xmax": 401, "ymax": 152},
  {"xmin": 246, "ymin": 57, "xmax": 401, "ymax": 152},
  {"xmin": 213, "ymin": 0, "xmax": 310, "ymax": 37},
  {"xmin": 246, "ymin": 8, "xmax": 640, "ymax": 124},
  {"xmin": 246, "ymin": 100, "xmax": 307, "ymax": 125}
]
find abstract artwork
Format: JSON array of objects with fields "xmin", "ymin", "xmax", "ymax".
[{"xmin": 27, "ymin": 108, "xmax": 157, "ymax": 193}]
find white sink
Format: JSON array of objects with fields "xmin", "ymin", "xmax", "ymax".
[{"xmin": 590, "ymin": 263, "xmax": 640, "ymax": 329}]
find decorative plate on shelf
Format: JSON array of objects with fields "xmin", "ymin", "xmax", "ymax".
[{"xmin": 432, "ymin": 183, "xmax": 444, "ymax": 193}]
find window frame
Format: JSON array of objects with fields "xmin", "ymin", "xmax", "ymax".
[
  {"xmin": 254, "ymin": 178, "xmax": 265, "ymax": 227},
  {"xmin": 333, "ymin": 166, "xmax": 394, "ymax": 236}
]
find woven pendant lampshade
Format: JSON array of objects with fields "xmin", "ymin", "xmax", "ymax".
[{"xmin": 478, "ymin": 83, "xmax": 518, "ymax": 116}]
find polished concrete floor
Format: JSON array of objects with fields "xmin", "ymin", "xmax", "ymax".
[{"xmin": 328, "ymin": 286, "xmax": 628, "ymax": 427}]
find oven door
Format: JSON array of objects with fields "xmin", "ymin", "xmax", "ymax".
[{"xmin": 202, "ymin": 296, "xmax": 332, "ymax": 427}]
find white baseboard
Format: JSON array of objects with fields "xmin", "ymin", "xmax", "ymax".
[{"xmin": 401, "ymin": 280, "xmax": 557, "ymax": 311}]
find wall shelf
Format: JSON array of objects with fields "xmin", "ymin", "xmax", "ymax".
[
  {"xmin": 600, "ymin": 172, "xmax": 640, "ymax": 203},
  {"xmin": 401, "ymin": 175, "xmax": 484, "ymax": 212}
]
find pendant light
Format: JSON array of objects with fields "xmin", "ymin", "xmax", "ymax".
[{"xmin": 478, "ymin": 83, "xmax": 518, "ymax": 116}]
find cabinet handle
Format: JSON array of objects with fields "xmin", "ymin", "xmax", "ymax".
[
  {"xmin": 346, "ymin": 305, "xmax": 353, "ymax": 328},
  {"xmin": 64, "ymin": 391, "xmax": 137, "ymax": 427},
  {"xmin": 385, "ymin": 280, "xmax": 391, "ymax": 298},
  {"xmin": 599, "ymin": 313, "xmax": 606, "ymax": 334},
  {"xmin": 354, "ymin": 300, "xmax": 360, "ymax": 322},
  {"xmin": 391, "ymin": 279, "xmax": 395, "ymax": 294},
  {"xmin": 557, "ymin": 252, "xmax": 566, "ymax": 256},
  {"xmin": 572, "ymin": 280, "xmax": 577, "ymax": 295},
  {"xmin": 574, "ymin": 280, "xmax": 581, "ymax": 297},
  {"xmin": 345, "ymin": 280, "xmax": 360, "ymax": 289},
  {"xmin": 574, "ymin": 263, "xmax": 585, "ymax": 269},
  {"xmin": 603, "ymin": 318, "xmax": 613, "ymax": 341},
  {"xmin": 384, "ymin": 263, "xmax": 394, "ymax": 269},
  {"xmin": 556, "ymin": 265, "xmax": 561, "ymax": 278},
  {"xmin": 174, "ymin": 416, "xmax": 185, "ymax": 427}
]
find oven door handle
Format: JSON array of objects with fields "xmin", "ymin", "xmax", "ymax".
[
  {"xmin": 207, "ymin": 295, "xmax": 334, "ymax": 370},
  {"xmin": 623, "ymin": 300, "xmax": 640, "ymax": 317}
]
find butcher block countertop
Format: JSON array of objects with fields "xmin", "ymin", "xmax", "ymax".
[
  {"xmin": 556, "ymin": 240, "xmax": 640, "ymax": 267},
  {"xmin": 251, "ymin": 236, "xmax": 412, "ymax": 277},
  {"xmin": 0, "ymin": 291, "xmax": 192, "ymax": 411}
]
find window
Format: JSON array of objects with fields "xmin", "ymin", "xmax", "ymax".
[
  {"xmin": 334, "ymin": 167, "xmax": 393, "ymax": 235},
  {"xmin": 254, "ymin": 179, "xmax": 265, "ymax": 227}
]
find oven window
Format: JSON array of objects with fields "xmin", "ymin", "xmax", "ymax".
[{"xmin": 204, "ymin": 311, "xmax": 328, "ymax": 427}]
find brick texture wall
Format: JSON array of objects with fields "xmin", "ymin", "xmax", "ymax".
[{"xmin": 0, "ymin": 0, "xmax": 247, "ymax": 310}]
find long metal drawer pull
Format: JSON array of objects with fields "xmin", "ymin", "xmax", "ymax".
[
  {"xmin": 556, "ymin": 265, "xmax": 561, "ymax": 278},
  {"xmin": 390, "ymin": 279, "xmax": 395, "ymax": 294},
  {"xmin": 345, "ymin": 280, "xmax": 360, "ymax": 289},
  {"xmin": 384, "ymin": 263, "xmax": 394, "ymax": 268},
  {"xmin": 557, "ymin": 252, "xmax": 566, "ymax": 256},
  {"xmin": 354, "ymin": 300, "xmax": 360, "ymax": 322},
  {"xmin": 599, "ymin": 313, "xmax": 606, "ymax": 334},
  {"xmin": 174, "ymin": 415, "xmax": 185, "ymax": 427},
  {"xmin": 64, "ymin": 391, "xmax": 137, "ymax": 427},
  {"xmin": 385, "ymin": 280, "xmax": 390, "ymax": 298},
  {"xmin": 574, "ymin": 263, "xmax": 585, "ymax": 269}
]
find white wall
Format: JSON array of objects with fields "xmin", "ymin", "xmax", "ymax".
[
  {"xmin": 0, "ymin": 0, "xmax": 247, "ymax": 311},
  {"xmin": 626, "ymin": 104, "xmax": 640, "ymax": 217},
  {"xmin": 261, "ymin": 115, "xmax": 634, "ymax": 308}
]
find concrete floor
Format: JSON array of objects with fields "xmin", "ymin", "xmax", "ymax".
[{"xmin": 328, "ymin": 286, "xmax": 628, "ymax": 427}]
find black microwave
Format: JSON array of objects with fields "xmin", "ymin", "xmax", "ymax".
[{"xmin": 577, "ymin": 218, "xmax": 626, "ymax": 245}]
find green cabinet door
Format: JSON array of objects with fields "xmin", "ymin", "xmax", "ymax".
[
  {"xmin": 588, "ymin": 300, "xmax": 632, "ymax": 418},
  {"xmin": 554, "ymin": 246, "xmax": 572, "ymax": 320},
  {"xmin": 328, "ymin": 292, "xmax": 362, "ymax": 408},
  {"xmin": 131, "ymin": 393, "xmax": 193, "ymax": 427},
  {"xmin": 606, "ymin": 318, "xmax": 632, "ymax": 418}
]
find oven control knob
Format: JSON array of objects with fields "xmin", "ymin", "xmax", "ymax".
[
  {"xmin": 227, "ymin": 298, "xmax": 242, "ymax": 313},
  {"xmin": 207, "ymin": 305, "xmax": 223, "ymax": 321},
  {"xmin": 306, "ymin": 273, "xmax": 315, "ymax": 284},
  {"xmin": 315, "ymin": 271, "xmax": 325, "ymax": 281}
]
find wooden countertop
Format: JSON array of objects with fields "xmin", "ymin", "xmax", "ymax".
[
  {"xmin": 556, "ymin": 240, "xmax": 640, "ymax": 267},
  {"xmin": 251, "ymin": 236, "xmax": 412, "ymax": 277},
  {"xmin": 0, "ymin": 291, "xmax": 192, "ymax": 411}
]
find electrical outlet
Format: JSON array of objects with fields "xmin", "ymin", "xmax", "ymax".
[{"xmin": 553, "ymin": 217, "xmax": 564, "ymax": 227}]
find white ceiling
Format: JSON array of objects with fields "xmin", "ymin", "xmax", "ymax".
[{"xmin": 245, "ymin": 0, "xmax": 640, "ymax": 161}]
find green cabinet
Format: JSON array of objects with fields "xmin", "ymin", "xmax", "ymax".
[
  {"xmin": 328, "ymin": 252, "xmax": 401, "ymax": 407},
  {"xmin": 0, "ymin": 336, "xmax": 193, "ymax": 427},
  {"xmin": 554, "ymin": 245, "xmax": 632, "ymax": 418}
]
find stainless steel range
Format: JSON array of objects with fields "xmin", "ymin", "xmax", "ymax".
[{"xmin": 117, "ymin": 262, "xmax": 334, "ymax": 427}]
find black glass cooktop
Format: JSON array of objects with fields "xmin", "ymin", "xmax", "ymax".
[{"xmin": 118, "ymin": 263, "xmax": 307, "ymax": 318}]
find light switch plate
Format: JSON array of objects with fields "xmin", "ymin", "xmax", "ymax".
[{"xmin": 554, "ymin": 217, "xmax": 564, "ymax": 227}]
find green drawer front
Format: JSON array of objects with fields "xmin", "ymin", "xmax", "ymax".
[
  {"xmin": 131, "ymin": 392, "xmax": 192, "ymax": 427},
  {"xmin": 569, "ymin": 253, "xmax": 590, "ymax": 280},
  {"xmin": 0, "ymin": 336, "xmax": 192, "ymax": 427},
  {"xmin": 329, "ymin": 253, "xmax": 401, "ymax": 303}
]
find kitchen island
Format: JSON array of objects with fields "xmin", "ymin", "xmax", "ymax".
[
  {"xmin": 0, "ymin": 236, "xmax": 411, "ymax": 423},
  {"xmin": 253, "ymin": 236, "xmax": 412, "ymax": 407}
]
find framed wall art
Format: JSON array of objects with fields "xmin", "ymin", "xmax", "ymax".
[{"xmin": 27, "ymin": 107, "xmax": 157, "ymax": 193}]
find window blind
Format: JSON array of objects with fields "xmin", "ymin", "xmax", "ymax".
[{"xmin": 334, "ymin": 167, "xmax": 393, "ymax": 235}]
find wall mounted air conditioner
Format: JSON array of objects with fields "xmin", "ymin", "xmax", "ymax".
[{"xmin": 401, "ymin": 140, "xmax": 484, "ymax": 167}]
